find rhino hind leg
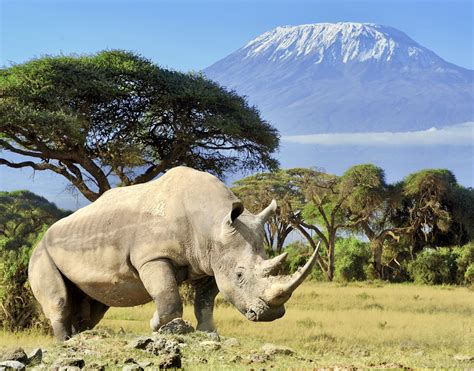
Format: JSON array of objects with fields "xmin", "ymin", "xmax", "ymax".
[
  {"xmin": 193, "ymin": 277, "xmax": 219, "ymax": 332},
  {"xmin": 28, "ymin": 246, "xmax": 73, "ymax": 341},
  {"xmin": 71, "ymin": 293, "xmax": 109, "ymax": 333},
  {"xmin": 138, "ymin": 259, "xmax": 183, "ymax": 331}
]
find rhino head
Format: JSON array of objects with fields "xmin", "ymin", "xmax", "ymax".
[{"xmin": 211, "ymin": 200, "xmax": 319, "ymax": 322}]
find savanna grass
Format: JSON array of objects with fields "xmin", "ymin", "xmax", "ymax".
[{"xmin": 1, "ymin": 282, "xmax": 473, "ymax": 368}]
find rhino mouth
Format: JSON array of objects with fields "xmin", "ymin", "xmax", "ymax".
[{"xmin": 244, "ymin": 301, "xmax": 285, "ymax": 322}]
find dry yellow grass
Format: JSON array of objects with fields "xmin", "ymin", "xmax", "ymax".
[{"xmin": 1, "ymin": 281, "xmax": 473, "ymax": 368}]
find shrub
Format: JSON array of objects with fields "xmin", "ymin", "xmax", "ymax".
[
  {"xmin": 454, "ymin": 242, "xmax": 474, "ymax": 284},
  {"xmin": 408, "ymin": 247, "xmax": 458, "ymax": 285},
  {"xmin": 334, "ymin": 237, "xmax": 371, "ymax": 282},
  {"xmin": 0, "ymin": 243, "xmax": 49, "ymax": 332},
  {"xmin": 464, "ymin": 264, "xmax": 474, "ymax": 285}
]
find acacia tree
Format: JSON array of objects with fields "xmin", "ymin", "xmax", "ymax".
[
  {"xmin": 396, "ymin": 169, "xmax": 470, "ymax": 253},
  {"xmin": 232, "ymin": 170, "xmax": 301, "ymax": 253},
  {"xmin": 288, "ymin": 168, "xmax": 351, "ymax": 281},
  {"xmin": 339, "ymin": 165, "xmax": 402, "ymax": 278},
  {"xmin": 0, "ymin": 50, "xmax": 279, "ymax": 201}
]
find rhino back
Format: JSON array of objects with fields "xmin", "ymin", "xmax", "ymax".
[{"xmin": 41, "ymin": 167, "xmax": 238, "ymax": 305}]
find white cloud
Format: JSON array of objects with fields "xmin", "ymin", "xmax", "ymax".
[{"xmin": 282, "ymin": 122, "xmax": 474, "ymax": 146}]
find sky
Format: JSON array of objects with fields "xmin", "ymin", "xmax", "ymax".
[
  {"xmin": 1, "ymin": 0, "xmax": 473, "ymax": 71},
  {"xmin": 0, "ymin": 0, "xmax": 473, "ymax": 209}
]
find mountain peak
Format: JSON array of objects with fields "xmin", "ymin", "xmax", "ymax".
[
  {"xmin": 241, "ymin": 22, "xmax": 440, "ymax": 67},
  {"xmin": 204, "ymin": 22, "xmax": 472, "ymax": 135}
]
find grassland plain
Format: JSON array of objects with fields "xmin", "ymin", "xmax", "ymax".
[{"xmin": 1, "ymin": 282, "xmax": 473, "ymax": 369}]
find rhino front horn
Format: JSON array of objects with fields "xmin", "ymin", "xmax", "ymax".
[{"xmin": 264, "ymin": 240, "xmax": 321, "ymax": 307}]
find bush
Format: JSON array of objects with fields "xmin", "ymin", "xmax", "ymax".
[
  {"xmin": 0, "ymin": 244, "xmax": 49, "ymax": 332},
  {"xmin": 334, "ymin": 237, "xmax": 371, "ymax": 282},
  {"xmin": 464, "ymin": 264, "xmax": 474, "ymax": 285},
  {"xmin": 408, "ymin": 247, "xmax": 458, "ymax": 285},
  {"xmin": 454, "ymin": 242, "xmax": 474, "ymax": 284}
]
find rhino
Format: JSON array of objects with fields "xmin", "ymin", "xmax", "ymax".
[{"xmin": 29, "ymin": 166, "xmax": 319, "ymax": 340}]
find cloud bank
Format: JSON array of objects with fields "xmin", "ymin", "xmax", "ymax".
[{"xmin": 282, "ymin": 122, "xmax": 474, "ymax": 146}]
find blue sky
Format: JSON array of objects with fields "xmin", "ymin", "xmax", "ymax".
[
  {"xmin": 1, "ymin": 0, "xmax": 473, "ymax": 71},
  {"xmin": 0, "ymin": 0, "xmax": 473, "ymax": 209}
]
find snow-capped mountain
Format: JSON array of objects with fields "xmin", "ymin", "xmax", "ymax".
[{"xmin": 204, "ymin": 23, "xmax": 473, "ymax": 134}]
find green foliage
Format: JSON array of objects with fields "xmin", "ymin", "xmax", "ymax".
[
  {"xmin": 464, "ymin": 264, "xmax": 474, "ymax": 285},
  {"xmin": 0, "ymin": 190, "xmax": 69, "ymax": 251},
  {"xmin": 0, "ymin": 231, "xmax": 49, "ymax": 332},
  {"xmin": 1, "ymin": 50, "xmax": 279, "ymax": 201},
  {"xmin": 0, "ymin": 191, "xmax": 67, "ymax": 331},
  {"xmin": 408, "ymin": 248, "xmax": 459, "ymax": 285},
  {"xmin": 334, "ymin": 237, "xmax": 371, "ymax": 282},
  {"xmin": 399, "ymin": 169, "xmax": 457, "ymax": 248},
  {"xmin": 454, "ymin": 242, "xmax": 474, "ymax": 284}
]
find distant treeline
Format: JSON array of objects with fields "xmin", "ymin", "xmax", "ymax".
[{"xmin": 232, "ymin": 166, "xmax": 474, "ymax": 284}]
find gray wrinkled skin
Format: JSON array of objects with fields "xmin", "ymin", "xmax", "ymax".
[{"xmin": 28, "ymin": 167, "xmax": 318, "ymax": 341}]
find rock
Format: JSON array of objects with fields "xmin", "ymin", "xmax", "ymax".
[
  {"xmin": 453, "ymin": 354, "xmax": 474, "ymax": 361},
  {"xmin": 146, "ymin": 338, "xmax": 180, "ymax": 356},
  {"xmin": 208, "ymin": 332, "xmax": 220, "ymax": 342},
  {"xmin": 58, "ymin": 367, "xmax": 81, "ymax": 371},
  {"xmin": 54, "ymin": 358, "xmax": 85, "ymax": 369},
  {"xmin": 27, "ymin": 348, "xmax": 43, "ymax": 365},
  {"xmin": 158, "ymin": 318, "xmax": 195, "ymax": 335},
  {"xmin": 2, "ymin": 349, "xmax": 28, "ymax": 364},
  {"xmin": 0, "ymin": 360, "xmax": 26, "ymax": 370},
  {"xmin": 158, "ymin": 353, "xmax": 181, "ymax": 369},
  {"xmin": 223, "ymin": 338, "xmax": 240, "ymax": 347},
  {"xmin": 261, "ymin": 343, "xmax": 294, "ymax": 356},
  {"xmin": 128, "ymin": 337, "xmax": 154, "ymax": 350},
  {"xmin": 199, "ymin": 341, "xmax": 221, "ymax": 350}
]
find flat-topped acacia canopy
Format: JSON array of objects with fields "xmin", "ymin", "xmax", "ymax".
[{"xmin": 0, "ymin": 50, "xmax": 279, "ymax": 201}]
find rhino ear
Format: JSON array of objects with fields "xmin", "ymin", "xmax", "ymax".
[{"xmin": 224, "ymin": 201, "xmax": 244, "ymax": 225}]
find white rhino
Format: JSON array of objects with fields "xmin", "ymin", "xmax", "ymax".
[{"xmin": 28, "ymin": 166, "xmax": 318, "ymax": 340}]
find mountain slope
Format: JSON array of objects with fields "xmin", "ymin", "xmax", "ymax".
[{"xmin": 204, "ymin": 23, "xmax": 473, "ymax": 135}]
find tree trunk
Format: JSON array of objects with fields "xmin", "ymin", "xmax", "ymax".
[
  {"xmin": 327, "ymin": 231, "xmax": 336, "ymax": 281},
  {"xmin": 370, "ymin": 238, "xmax": 384, "ymax": 279}
]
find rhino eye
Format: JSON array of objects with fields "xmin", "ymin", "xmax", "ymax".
[{"xmin": 235, "ymin": 269, "xmax": 245, "ymax": 283}]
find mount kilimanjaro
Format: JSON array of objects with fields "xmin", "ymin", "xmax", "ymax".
[{"xmin": 204, "ymin": 23, "xmax": 473, "ymax": 135}]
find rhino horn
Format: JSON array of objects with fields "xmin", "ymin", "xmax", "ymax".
[
  {"xmin": 259, "ymin": 252, "xmax": 288, "ymax": 277},
  {"xmin": 258, "ymin": 199, "xmax": 277, "ymax": 224},
  {"xmin": 263, "ymin": 240, "xmax": 321, "ymax": 306}
]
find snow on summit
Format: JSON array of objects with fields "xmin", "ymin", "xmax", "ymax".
[
  {"xmin": 242, "ymin": 22, "xmax": 439, "ymax": 66},
  {"xmin": 204, "ymin": 22, "xmax": 473, "ymax": 135}
]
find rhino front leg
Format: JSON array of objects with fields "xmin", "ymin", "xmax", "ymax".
[
  {"xmin": 194, "ymin": 277, "xmax": 219, "ymax": 332},
  {"xmin": 138, "ymin": 259, "xmax": 183, "ymax": 331}
]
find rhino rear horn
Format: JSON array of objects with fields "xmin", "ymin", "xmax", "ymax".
[
  {"xmin": 258, "ymin": 199, "xmax": 277, "ymax": 224},
  {"xmin": 260, "ymin": 252, "xmax": 288, "ymax": 277}
]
